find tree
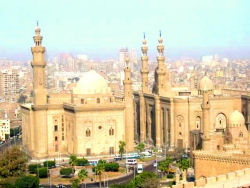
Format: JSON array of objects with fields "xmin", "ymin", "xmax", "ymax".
[
  {"xmin": 60, "ymin": 168, "xmax": 74, "ymax": 177},
  {"xmin": 69, "ymin": 155, "xmax": 77, "ymax": 166},
  {"xmin": 131, "ymin": 171, "xmax": 158, "ymax": 188},
  {"xmin": 158, "ymin": 156, "xmax": 173, "ymax": 174},
  {"xmin": 71, "ymin": 178, "xmax": 80, "ymax": 188},
  {"xmin": 78, "ymin": 168, "xmax": 88, "ymax": 180},
  {"xmin": 36, "ymin": 167, "xmax": 48, "ymax": 178},
  {"xmin": 119, "ymin": 141, "xmax": 126, "ymax": 160},
  {"xmin": 96, "ymin": 161, "xmax": 105, "ymax": 188},
  {"xmin": 0, "ymin": 146, "xmax": 27, "ymax": 178},
  {"xmin": 136, "ymin": 142, "xmax": 145, "ymax": 154},
  {"xmin": 78, "ymin": 168, "xmax": 88, "ymax": 185},
  {"xmin": 15, "ymin": 175, "xmax": 39, "ymax": 188},
  {"xmin": 177, "ymin": 158, "xmax": 190, "ymax": 171}
]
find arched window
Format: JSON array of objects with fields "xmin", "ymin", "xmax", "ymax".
[
  {"xmin": 109, "ymin": 128, "xmax": 114, "ymax": 136},
  {"xmin": 196, "ymin": 116, "xmax": 201, "ymax": 129},
  {"xmin": 86, "ymin": 128, "xmax": 91, "ymax": 137},
  {"xmin": 97, "ymin": 98, "xmax": 100, "ymax": 104},
  {"xmin": 81, "ymin": 99, "xmax": 84, "ymax": 104},
  {"xmin": 215, "ymin": 113, "xmax": 227, "ymax": 129}
]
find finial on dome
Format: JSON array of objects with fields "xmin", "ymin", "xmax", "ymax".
[
  {"xmin": 35, "ymin": 21, "xmax": 41, "ymax": 35},
  {"xmin": 159, "ymin": 30, "xmax": 161, "ymax": 37},
  {"xmin": 143, "ymin": 32, "xmax": 145, "ymax": 39}
]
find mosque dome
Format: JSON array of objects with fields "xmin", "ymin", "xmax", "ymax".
[
  {"xmin": 228, "ymin": 110, "xmax": 245, "ymax": 127},
  {"xmin": 73, "ymin": 70, "xmax": 111, "ymax": 95},
  {"xmin": 199, "ymin": 76, "xmax": 213, "ymax": 91}
]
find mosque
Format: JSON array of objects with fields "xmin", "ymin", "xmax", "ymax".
[{"xmin": 21, "ymin": 26, "xmax": 250, "ymax": 160}]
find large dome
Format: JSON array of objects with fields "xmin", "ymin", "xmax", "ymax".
[
  {"xmin": 228, "ymin": 110, "xmax": 245, "ymax": 127},
  {"xmin": 73, "ymin": 70, "xmax": 111, "ymax": 95},
  {"xmin": 199, "ymin": 76, "xmax": 213, "ymax": 91}
]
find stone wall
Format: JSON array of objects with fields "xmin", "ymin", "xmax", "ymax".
[
  {"xmin": 171, "ymin": 168, "xmax": 250, "ymax": 188},
  {"xmin": 193, "ymin": 151, "xmax": 250, "ymax": 178}
]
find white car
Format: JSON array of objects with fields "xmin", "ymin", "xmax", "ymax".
[{"xmin": 137, "ymin": 164, "xmax": 143, "ymax": 174}]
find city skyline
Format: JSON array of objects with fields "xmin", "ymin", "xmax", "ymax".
[{"xmin": 1, "ymin": 0, "xmax": 250, "ymax": 61}]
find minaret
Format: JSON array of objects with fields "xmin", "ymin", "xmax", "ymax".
[
  {"xmin": 201, "ymin": 90, "xmax": 211, "ymax": 150},
  {"xmin": 31, "ymin": 23, "xmax": 47, "ymax": 105},
  {"xmin": 123, "ymin": 57, "xmax": 134, "ymax": 151},
  {"xmin": 141, "ymin": 33, "xmax": 149, "ymax": 93},
  {"xmin": 155, "ymin": 31, "xmax": 168, "ymax": 96}
]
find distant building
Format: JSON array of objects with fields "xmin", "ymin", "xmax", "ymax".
[
  {"xmin": 0, "ymin": 70, "xmax": 20, "ymax": 102},
  {"xmin": 0, "ymin": 119, "xmax": 10, "ymax": 141},
  {"xmin": 119, "ymin": 48, "xmax": 128, "ymax": 66}
]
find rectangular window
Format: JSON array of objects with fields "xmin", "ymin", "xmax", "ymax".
[
  {"xmin": 54, "ymin": 125, "xmax": 58, "ymax": 132},
  {"xmin": 62, "ymin": 135, "xmax": 64, "ymax": 141},
  {"xmin": 109, "ymin": 147, "xmax": 114, "ymax": 155},
  {"xmin": 86, "ymin": 148, "xmax": 91, "ymax": 156},
  {"xmin": 55, "ymin": 136, "xmax": 58, "ymax": 141}
]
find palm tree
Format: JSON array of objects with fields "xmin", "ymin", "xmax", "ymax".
[
  {"xmin": 96, "ymin": 162, "xmax": 105, "ymax": 188},
  {"xmin": 119, "ymin": 141, "xmax": 126, "ymax": 160},
  {"xmin": 78, "ymin": 168, "xmax": 88, "ymax": 187},
  {"xmin": 69, "ymin": 154, "xmax": 77, "ymax": 171}
]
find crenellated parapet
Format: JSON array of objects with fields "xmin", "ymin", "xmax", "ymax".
[{"xmin": 172, "ymin": 168, "xmax": 250, "ymax": 188}]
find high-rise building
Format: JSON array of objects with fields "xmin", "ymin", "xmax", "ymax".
[
  {"xmin": 119, "ymin": 48, "xmax": 128, "ymax": 66},
  {"xmin": 0, "ymin": 119, "xmax": 10, "ymax": 141},
  {"xmin": 0, "ymin": 70, "xmax": 20, "ymax": 102}
]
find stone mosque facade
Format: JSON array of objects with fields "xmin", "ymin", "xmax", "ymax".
[{"xmin": 21, "ymin": 26, "xmax": 250, "ymax": 159}]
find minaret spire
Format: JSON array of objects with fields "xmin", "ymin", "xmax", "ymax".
[
  {"xmin": 140, "ymin": 33, "xmax": 149, "ymax": 93},
  {"xmin": 31, "ymin": 24, "xmax": 47, "ymax": 105},
  {"xmin": 154, "ymin": 31, "xmax": 168, "ymax": 96},
  {"xmin": 123, "ymin": 56, "xmax": 134, "ymax": 152}
]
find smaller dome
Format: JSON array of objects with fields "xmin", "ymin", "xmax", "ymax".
[
  {"xmin": 199, "ymin": 76, "xmax": 213, "ymax": 91},
  {"xmin": 229, "ymin": 110, "xmax": 245, "ymax": 127}
]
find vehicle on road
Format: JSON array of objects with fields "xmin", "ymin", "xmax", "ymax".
[
  {"xmin": 153, "ymin": 160, "xmax": 158, "ymax": 168},
  {"xmin": 140, "ymin": 151, "xmax": 152, "ymax": 158},
  {"xmin": 126, "ymin": 158, "xmax": 137, "ymax": 165},
  {"xmin": 89, "ymin": 159, "xmax": 98, "ymax": 166},
  {"xmin": 137, "ymin": 164, "xmax": 143, "ymax": 174}
]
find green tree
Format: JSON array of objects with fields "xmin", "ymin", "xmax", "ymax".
[
  {"xmin": 177, "ymin": 158, "xmax": 190, "ymax": 171},
  {"xmin": 71, "ymin": 178, "xmax": 80, "ymax": 188},
  {"xmin": 78, "ymin": 168, "xmax": 88, "ymax": 184},
  {"xmin": 131, "ymin": 171, "xmax": 158, "ymax": 188},
  {"xmin": 96, "ymin": 161, "xmax": 105, "ymax": 188},
  {"xmin": 119, "ymin": 141, "xmax": 126, "ymax": 159},
  {"xmin": 15, "ymin": 175, "xmax": 39, "ymax": 188},
  {"xmin": 136, "ymin": 142, "xmax": 145, "ymax": 154},
  {"xmin": 0, "ymin": 146, "xmax": 27, "ymax": 178},
  {"xmin": 69, "ymin": 154, "xmax": 77, "ymax": 166},
  {"xmin": 158, "ymin": 156, "xmax": 173, "ymax": 174}
]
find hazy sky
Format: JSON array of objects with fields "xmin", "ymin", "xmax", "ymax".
[{"xmin": 1, "ymin": 0, "xmax": 250, "ymax": 60}]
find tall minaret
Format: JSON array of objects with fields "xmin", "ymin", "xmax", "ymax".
[
  {"xmin": 31, "ymin": 24, "xmax": 47, "ymax": 106},
  {"xmin": 123, "ymin": 57, "xmax": 134, "ymax": 151},
  {"xmin": 141, "ymin": 33, "xmax": 149, "ymax": 93},
  {"xmin": 201, "ymin": 89, "xmax": 211, "ymax": 150},
  {"xmin": 155, "ymin": 31, "xmax": 168, "ymax": 96}
]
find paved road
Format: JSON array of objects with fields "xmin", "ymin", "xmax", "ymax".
[{"xmin": 40, "ymin": 159, "xmax": 161, "ymax": 188}]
